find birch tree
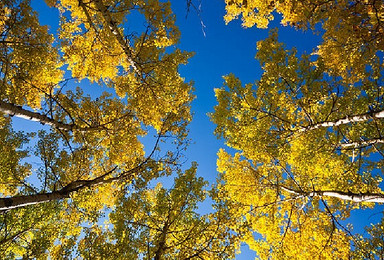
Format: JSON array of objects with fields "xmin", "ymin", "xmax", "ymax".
[
  {"xmin": 0, "ymin": 166, "xmax": 239, "ymax": 259},
  {"xmin": 212, "ymin": 30, "xmax": 384, "ymax": 259},
  {"xmin": 1, "ymin": 0, "xmax": 193, "ymax": 205},
  {"xmin": 0, "ymin": 0, "xmax": 194, "ymax": 257},
  {"xmin": 70, "ymin": 166, "xmax": 240, "ymax": 260}
]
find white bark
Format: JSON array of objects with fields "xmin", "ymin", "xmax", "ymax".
[
  {"xmin": 0, "ymin": 100, "xmax": 75, "ymax": 131},
  {"xmin": 83, "ymin": 0, "xmax": 139, "ymax": 74},
  {"xmin": 0, "ymin": 100, "xmax": 107, "ymax": 132},
  {"xmin": 298, "ymin": 109, "xmax": 384, "ymax": 133},
  {"xmin": 0, "ymin": 165, "xmax": 127, "ymax": 211},
  {"xmin": 339, "ymin": 138, "xmax": 384, "ymax": 149},
  {"xmin": 281, "ymin": 186, "xmax": 384, "ymax": 203}
]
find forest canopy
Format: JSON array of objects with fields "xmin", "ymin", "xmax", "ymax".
[{"xmin": 0, "ymin": 0, "xmax": 383, "ymax": 259}]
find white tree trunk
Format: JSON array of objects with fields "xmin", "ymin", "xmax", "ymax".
[
  {"xmin": 281, "ymin": 186, "xmax": 384, "ymax": 203},
  {"xmin": 339, "ymin": 138, "xmax": 384, "ymax": 149},
  {"xmin": 80, "ymin": 0, "xmax": 139, "ymax": 74},
  {"xmin": 298, "ymin": 109, "xmax": 384, "ymax": 133},
  {"xmin": 0, "ymin": 166, "xmax": 127, "ymax": 211},
  {"xmin": 0, "ymin": 100, "xmax": 75, "ymax": 131}
]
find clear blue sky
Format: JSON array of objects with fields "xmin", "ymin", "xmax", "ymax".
[
  {"xmin": 28, "ymin": 0, "xmax": 384, "ymax": 258},
  {"xmin": 171, "ymin": 0, "xmax": 322, "ymax": 185}
]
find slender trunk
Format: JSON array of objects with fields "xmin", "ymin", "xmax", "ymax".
[
  {"xmin": 298, "ymin": 109, "xmax": 384, "ymax": 133},
  {"xmin": 339, "ymin": 137, "xmax": 384, "ymax": 149},
  {"xmin": 0, "ymin": 100, "xmax": 75, "ymax": 131},
  {"xmin": 0, "ymin": 179, "xmax": 94, "ymax": 211},
  {"xmin": 154, "ymin": 222, "xmax": 169, "ymax": 260},
  {"xmin": 0, "ymin": 191, "xmax": 70, "ymax": 211},
  {"xmin": 79, "ymin": 0, "xmax": 139, "ymax": 74},
  {"xmin": 281, "ymin": 186, "xmax": 384, "ymax": 203},
  {"xmin": 0, "ymin": 100, "xmax": 108, "ymax": 132},
  {"xmin": 0, "ymin": 228, "xmax": 30, "ymax": 245},
  {"xmin": 0, "ymin": 133, "xmax": 157, "ymax": 211},
  {"xmin": 0, "ymin": 166, "xmax": 120, "ymax": 211}
]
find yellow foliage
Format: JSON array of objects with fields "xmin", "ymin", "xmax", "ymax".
[
  {"xmin": 224, "ymin": 0, "xmax": 384, "ymax": 82},
  {"xmin": 213, "ymin": 25, "xmax": 384, "ymax": 259},
  {"xmin": 0, "ymin": 0, "xmax": 194, "ymax": 258}
]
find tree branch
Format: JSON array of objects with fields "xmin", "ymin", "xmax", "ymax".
[
  {"xmin": 0, "ymin": 100, "xmax": 75, "ymax": 131},
  {"xmin": 297, "ymin": 109, "xmax": 384, "ymax": 133},
  {"xmin": 0, "ymin": 166, "xmax": 117, "ymax": 211},
  {"xmin": 78, "ymin": 0, "xmax": 140, "ymax": 75},
  {"xmin": 0, "ymin": 129, "xmax": 165, "ymax": 211},
  {"xmin": 281, "ymin": 186, "xmax": 384, "ymax": 203},
  {"xmin": 339, "ymin": 137, "xmax": 384, "ymax": 149},
  {"xmin": 0, "ymin": 100, "xmax": 130, "ymax": 132}
]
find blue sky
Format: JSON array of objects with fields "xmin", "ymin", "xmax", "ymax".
[
  {"xmin": 171, "ymin": 0, "xmax": 322, "ymax": 184},
  {"xmin": 27, "ymin": 0, "xmax": 384, "ymax": 258}
]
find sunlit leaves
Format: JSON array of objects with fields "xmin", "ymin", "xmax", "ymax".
[
  {"xmin": 57, "ymin": 0, "xmax": 194, "ymax": 130},
  {"xmin": 0, "ymin": 0, "xmax": 194, "ymax": 258},
  {"xmin": 74, "ymin": 166, "xmax": 240, "ymax": 259},
  {"xmin": 213, "ymin": 28, "xmax": 384, "ymax": 258},
  {"xmin": 0, "ymin": 121, "xmax": 31, "ymax": 196},
  {"xmin": 0, "ymin": 0, "xmax": 63, "ymax": 108},
  {"xmin": 224, "ymin": 0, "xmax": 384, "ymax": 82}
]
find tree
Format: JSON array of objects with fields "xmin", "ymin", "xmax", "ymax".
[
  {"xmin": 0, "ymin": 0, "xmax": 193, "ymax": 206},
  {"xmin": 352, "ymin": 215, "xmax": 384, "ymax": 259},
  {"xmin": 224, "ymin": 0, "xmax": 384, "ymax": 82},
  {"xmin": 67, "ymin": 165, "xmax": 240, "ymax": 259},
  {"xmin": 0, "ymin": 0, "xmax": 195, "ymax": 257},
  {"xmin": 212, "ymin": 30, "xmax": 384, "ymax": 258}
]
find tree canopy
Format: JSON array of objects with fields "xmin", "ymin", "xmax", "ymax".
[
  {"xmin": 213, "ymin": 0, "xmax": 384, "ymax": 258},
  {"xmin": 0, "ymin": 0, "xmax": 216, "ymax": 258},
  {"xmin": 224, "ymin": 0, "xmax": 384, "ymax": 82},
  {"xmin": 1, "ymin": 0, "xmax": 384, "ymax": 259}
]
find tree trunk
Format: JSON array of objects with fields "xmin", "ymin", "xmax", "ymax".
[
  {"xmin": 0, "ymin": 100, "xmax": 75, "ymax": 131},
  {"xmin": 0, "ymin": 166, "xmax": 121, "ymax": 211},
  {"xmin": 78, "ymin": 0, "xmax": 139, "ymax": 74},
  {"xmin": 0, "ymin": 191, "xmax": 70, "ymax": 211},
  {"xmin": 154, "ymin": 222, "xmax": 169, "ymax": 260},
  {"xmin": 0, "ymin": 100, "xmax": 111, "ymax": 132},
  {"xmin": 281, "ymin": 186, "xmax": 384, "ymax": 203},
  {"xmin": 298, "ymin": 109, "xmax": 384, "ymax": 133},
  {"xmin": 339, "ymin": 137, "xmax": 384, "ymax": 149}
]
